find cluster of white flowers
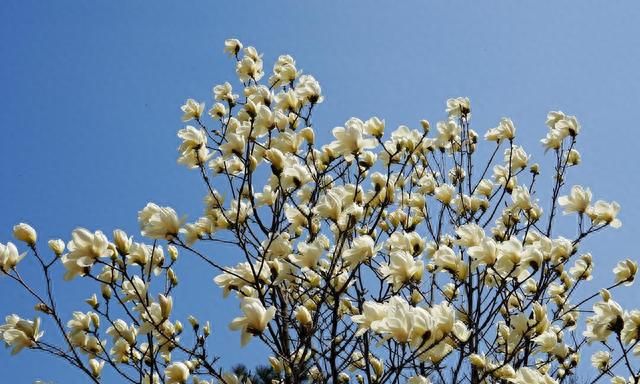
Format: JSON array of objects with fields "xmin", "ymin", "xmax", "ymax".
[{"xmin": 1, "ymin": 39, "xmax": 638, "ymax": 384}]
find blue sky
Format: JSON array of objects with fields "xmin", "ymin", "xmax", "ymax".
[{"xmin": 1, "ymin": 1, "xmax": 640, "ymax": 382}]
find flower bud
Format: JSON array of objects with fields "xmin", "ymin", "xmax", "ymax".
[
  {"xmin": 90, "ymin": 312, "xmax": 100, "ymax": 328},
  {"xmin": 469, "ymin": 354, "xmax": 486, "ymax": 368},
  {"xmin": 86, "ymin": 294, "xmax": 99, "ymax": 309},
  {"xmin": 265, "ymin": 148, "xmax": 285, "ymax": 174},
  {"xmin": 101, "ymin": 284, "xmax": 112, "ymax": 300},
  {"xmin": 168, "ymin": 245, "xmax": 179, "ymax": 261},
  {"xmin": 299, "ymin": 127, "xmax": 315, "ymax": 144},
  {"xmin": 113, "ymin": 229, "xmax": 132, "ymax": 254},
  {"xmin": 13, "ymin": 223, "xmax": 37, "ymax": 246},
  {"xmin": 188, "ymin": 315, "xmax": 199, "ymax": 330},
  {"xmin": 530, "ymin": 163, "xmax": 540, "ymax": 175},
  {"xmin": 295, "ymin": 306, "xmax": 313, "ymax": 327},
  {"xmin": 159, "ymin": 294, "xmax": 173, "ymax": 319},
  {"xmin": 566, "ymin": 149, "xmax": 581, "ymax": 165},
  {"xmin": 48, "ymin": 239, "xmax": 65, "ymax": 256},
  {"xmin": 168, "ymin": 267, "xmax": 178, "ymax": 286},
  {"xmin": 365, "ymin": 117, "xmax": 385, "ymax": 138},
  {"xmin": 370, "ymin": 356, "xmax": 384, "ymax": 377},
  {"xmin": 420, "ymin": 119, "xmax": 430, "ymax": 133},
  {"xmin": 89, "ymin": 359, "xmax": 104, "ymax": 378},
  {"xmin": 35, "ymin": 302, "xmax": 52, "ymax": 314}
]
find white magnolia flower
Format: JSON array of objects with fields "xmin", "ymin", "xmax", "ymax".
[
  {"xmin": 376, "ymin": 296, "xmax": 414, "ymax": 343},
  {"xmin": 364, "ymin": 116, "xmax": 385, "ymax": 138},
  {"xmin": 446, "ymin": 97, "xmax": 470, "ymax": 118},
  {"xmin": 591, "ymin": 351, "xmax": 611, "ymax": 371},
  {"xmin": 48, "ymin": 238, "xmax": 65, "ymax": 255},
  {"xmin": 511, "ymin": 367, "xmax": 557, "ymax": 384},
  {"xmin": 342, "ymin": 235, "xmax": 378, "ymax": 267},
  {"xmin": 61, "ymin": 228, "xmax": 113, "ymax": 280},
  {"xmin": 177, "ymin": 125, "xmax": 210, "ymax": 168},
  {"xmin": 378, "ymin": 250, "xmax": 424, "ymax": 291},
  {"xmin": 613, "ymin": 259, "xmax": 637, "ymax": 286},
  {"xmin": 0, "ymin": 315, "xmax": 43, "ymax": 354},
  {"xmin": 138, "ymin": 203, "xmax": 182, "ymax": 240},
  {"xmin": 434, "ymin": 184, "xmax": 455, "ymax": 205},
  {"xmin": 0, "ymin": 242, "xmax": 26, "ymax": 273},
  {"xmin": 455, "ymin": 223, "xmax": 485, "ymax": 247},
  {"xmin": 504, "ymin": 145, "xmax": 529, "ymax": 170},
  {"xmin": 213, "ymin": 82, "xmax": 238, "ymax": 104},
  {"xmin": 180, "ymin": 99, "xmax": 204, "ymax": 122},
  {"xmin": 329, "ymin": 118, "xmax": 378, "ymax": 162},
  {"xmin": 291, "ymin": 234, "xmax": 329, "ymax": 269},
  {"xmin": 224, "ymin": 38, "xmax": 243, "ymax": 56},
  {"xmin": 558, "ymin": 185, "xmax": 592, "ymax": 214},
  {"xmin": 587, "ymin": 200, "xmax": 622, "ymax": 228},
  {"xmin": 294, "ymin": 306, "xmax": 313, "ymax": 326},
  {"xmin": 89, "ymin": 358, "xmax": 105, "ymax": 378},
  {"xmin": 236, "ymin": 46, "xmax": 264, "ymax": 82},
  {"xmin": 621, "ymin": 310, "xmax": 640, "ymax": 345},
  {"xmin": 433, "ymin": 245, "xmax": 462, "ymax": 275},
  {"xmin": 165, "ymin": 362, "xmax": 190, "ymax": 384},
  {"xmin": 584, "ymin": 299, "xmax": 624, "ymax": 342},
  {"xmin": 485, "ymin": 118, "xmax": 515, "ymax": 142},
  {"xmin": 270, "ymin": 54, "xmax": 298, "ymax": 86},
  {"xmin": 407, "ymin": 375, "xmax": 431, "ymax": 384},
  {"xmin": 351, "ymin": 301, "xmax": 387, "ymax": 336},
  {"xmin": 468, "ymin": 238, "xmax": 498, "ymax": 268},
  {"xmin": 12, "ymin": 223, "xmax": 37, "ymax": 246},
  {"xmin": 541, "ymin": 129, "xmax": 564, "ymax": 151},
  {"xmin": 229, "ymin": 297, "xmax": 276, "ymax": 346}
]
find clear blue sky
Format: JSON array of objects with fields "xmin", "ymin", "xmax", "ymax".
[{"xmin": 1, "ymin": 1, "xmax": 640, "ymax": 382}]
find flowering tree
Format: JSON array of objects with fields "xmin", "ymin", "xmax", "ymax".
[{"xmin": 1, "ymin": 39, "xmax": 639, "ymax": 384}]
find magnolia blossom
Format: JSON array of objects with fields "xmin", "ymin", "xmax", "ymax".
[
  {"xmin": 342, "ymin": 235, "xmax": 378, "ymax": 267},
  {"xmin": 407, "ymin": 375, "xmax": 431, "ymax": 384},
  {"xmin": 468, "ymin": 238, "xmax": 498, "ymax": 267},
  {"xmin": 12, "ymin": 223, "xmax": 37, "ymax": 246},
  {"xmin": 61, "ymin": 228, "xmax": 113, "ymax": 280},
  {"xmin": 229, "ymin": 297, "xmax": 276, "ymax": 346},
  {"xmin": 177, "ymin": 125, "xmax": 210, "ymax": 168},
  {"xmin": 89, "ymin": 358, "xmax": 105, "ymax": 378},
  {"xmin": 224, "ymin": 38, "xmax": 242, "ymax": 56},
  {"xmin": 485, "ymin": 118, "xmax": 516, "ymax": 142},
  {"xmin": 584, "ymin": 299, "xmax": 624, "ymax": 342},
  {"xmin": 446, "ymin": 97, "xmax": 470, "ymax": 118},
  {"xmin": 0, "ymin": 242, "xmax": 26, "ymax": 273},
  {"xmin": 591, "ymin": 351, "xmax": 611, "ymax": 371},
  {"xmin": 0, "ymin": 315, "xmax": 43, "ymax": 354},
  {"xmin": 236, "ymin": 46, "xmax": 264, "ymax": 82},
  {"xmin": 165, "ymin": 362, "xmax": 190, "ymax": 384},
  {"xmin": 213, "ymin": 82, "xmax": 238, "ymax": 104},
  {"xmin": 379, "ymin": 250, "xmax": 424, "ymax": 291},
  {"xmin": 434, "ymin": 184, "xmax": 455, "ymax": 205},
  {"xmin": 181, "ymin": 99, "xmax": 204, "ymax": 122},
  {"xmin": 48, "ymin": 238, "xmax": 65, "ymax": 255},
  {"xmin": 351, "ymin": 301, "xmax": 388, "ymax": 336},
  {"xmin": 511, "ymin": 367, "xmax": 557, "ymax": 384},
  {"xmin": 587, "ymin": 200, "xmax": 622, "ymax": 228},
  {"xmin": 329, "ymin": 118, "xmax": 378, "ymax": 162},
  {"xmin": 613, "ymin": 259, "xmax": 637, "ymax": 286},
  {"xmin": 138, "ymin": 203, "xmax": 182, "ymax": 240},
  {"xmin": 504, "ymin": 145, "xmax": 529, "ymax": 170},
  {"xmin": 433, "ymin": 246, "xmax": 464, "ymax": 276},
  {"xmin": 558, "ymin": 185, "xmax": 592, "ymax": 214}
]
